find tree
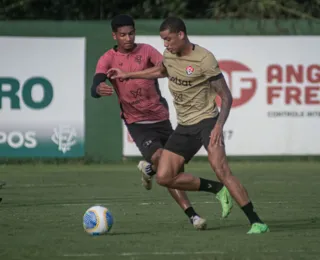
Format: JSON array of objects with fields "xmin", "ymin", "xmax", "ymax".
[{"xmin": 0, "ymin": 0, "xmax": 319, "ymax": 20}]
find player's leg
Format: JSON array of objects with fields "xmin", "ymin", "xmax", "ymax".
[
  {"xmin": 148, "ymin": 148, "xmax": 192, "ymax": 210},
  {"xmin": 156, "ymin": 127, "xmax": 226, "ymax": 194},
  {"xmin": 156, "ymin": 149, "xmax": 225, "ymax": 193},
  {"xmin": 136, "ymin": 120, "xmax": 190, "ymax": 194},
  {"xmin": 140, "ymin": 149, "xmax": 196, "ymax": 201},
  {"xmin": 126, "ymin": 122, "xmax": 159, "ymax": 189},
  {"xmin": 129, "ymin": 121, "xmax": 206, "ymax": 229},
  {"xmin": 201, "ymin": 118, "xmax": 269, "ymax": 234},
  {"xmin": 147, "ymin": 148, "xmax": 206, "ymax": 229},
  {"xmin": 157, "ymin": 148, "xmax": 233, "ymax": 219},
  {"xmin": 156, "ymin": 124, "xmax": 233, "ymax": 218}
]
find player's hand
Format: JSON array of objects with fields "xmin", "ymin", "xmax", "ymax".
[
  {"xmin": 107, "ymin": 68, "xmax": 129, "ymax": 80},
  {"xmin": 210, "ymin": 124, "xmax": 224, "ymax": 146},
  {"xmin": 96, "ymin": 82, "xmax": 114, "ymax": 96}
]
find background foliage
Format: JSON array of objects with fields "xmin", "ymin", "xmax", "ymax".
[{"xmin": 0, "ymin": 0, "xmax": 319, "ymax": 20}]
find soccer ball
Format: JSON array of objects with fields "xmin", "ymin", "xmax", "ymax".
[{"xmin": 83, "ymin": 205, "xmax": 114, "ymax": 235}]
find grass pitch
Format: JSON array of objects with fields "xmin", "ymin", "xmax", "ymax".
[{"xmin": 0, "ymin": 161, "xmax": 319, "ymax": 260}]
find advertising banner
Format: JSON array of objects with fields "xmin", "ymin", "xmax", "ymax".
[
  {"xmin": 123, "ymin": 36, "xmax": 320, "ymax": 156},
  {"xmin": 0, "ymin": 37, "xmax": 86, "ymax": 157}
]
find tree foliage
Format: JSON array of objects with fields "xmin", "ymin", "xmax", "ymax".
[{"xmin": 0, "ymin": 0, "xmax": 319, "ymax": 20}]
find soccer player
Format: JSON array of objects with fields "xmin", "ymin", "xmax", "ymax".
[
  {"xmin": 91, "ymin": 14, "xmax": 232, "ymax": 230},
  {"xmin": 108, "ymin": 17, "xmax": 270, "ymax": 234}
]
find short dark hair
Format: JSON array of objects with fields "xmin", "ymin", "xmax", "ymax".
[
  {"xmin": 159, "ymin": 17, "xmax": 187, "ymax": 34},
  {"xmin": 111, "ymin": 14, "xmax": 135, "ymax": 32}
]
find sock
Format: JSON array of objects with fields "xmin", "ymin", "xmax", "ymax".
[
  {"xmin": 241, "ymin": 201, "xmax": 263, "ymax": 225},
  {"xmin": 199, "ymin": 178, "xmax": 224, "ymax": 194},
  {"xmin": 145, "ymin": 164, "xmax": 156, "ymax": 176},
  {"xmin": 184, "ymin": 207, "xmax": 199, "ymax": 223}
]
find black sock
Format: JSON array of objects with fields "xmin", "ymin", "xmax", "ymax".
[
  {"xmin": 145, "ymin": 164, "xmax": 156, "ymax": 176},
  {"xmin": 241, "ymin": 201, "xmax": 263, "ymax": 225},
  {"xmin": 184, "ymin": 207, "xmax": 199, "ymax": 223},
  {"xmin": 199, "ymin": 178, "xmax": 224, "ymax": 194}
]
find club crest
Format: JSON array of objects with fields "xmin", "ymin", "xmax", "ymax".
[{"xmin": 186, "ymin": 65, "xmax": 194, "ymax": 75}]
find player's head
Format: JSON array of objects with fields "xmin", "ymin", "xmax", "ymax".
[
  {"xmin": 111, "ymin": 14, "xmax": 136, "ymax": 51},
  {"xmin": 159, "ymin": 17, "xmax": 187, "ymax": 54}
]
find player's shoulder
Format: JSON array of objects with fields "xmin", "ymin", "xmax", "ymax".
[
  {"xmin": 135, "ymin": 43, "xmax": 162, "ymax": 57},
  {"xmin": 98, "ymin": 48, "xmax": 116, "ymax": 60},
  {"xmin": 163, "ymin": 49, "xmax": 174, "ymax": 59},
  {"xmin": 136, "ymin": 43, "xmax": 159, "ymax": 53},
  {"xmin": 194, "ymin": 44, "xmax": 215, "ymax": 61},
  {"xmin": 137, "ymin": 43, "xmax": 153, "ymax": 49}
]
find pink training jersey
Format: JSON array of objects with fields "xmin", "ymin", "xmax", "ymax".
[{"xmin": 95, "ymin": 43, "xmax": 169, "ymax": 124}]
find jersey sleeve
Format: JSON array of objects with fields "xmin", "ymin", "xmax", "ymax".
[
  {"xmin": 148, "ymin": 45, "xmax": 163, "ymax": 66},
  {"xmin": 200, "ymin": 51, "xmax": 222, "ymax": 79},
  {"xmin": 162, "ymin": 50, "xmax": 168, "ymax": 68},
  {"xmin": 95, "ymin": 52, "xmax": 112, "ymax": 75}
]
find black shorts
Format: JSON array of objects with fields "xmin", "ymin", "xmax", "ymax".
[
  {"xmin": 164, "ymin": 117, "xmax": 218, "ymax": 163},
  {"xmin": 126, "ymin": 120, "xmax": 173, "ymax": 163}
]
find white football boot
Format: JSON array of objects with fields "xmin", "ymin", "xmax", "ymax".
[
  {"xmin": 137, "ymin": 160, "xmax": 154, "ymax": 190},
  {"xmin": 191, "ymin": 215, "xmax": 207, "ymax": 230}
]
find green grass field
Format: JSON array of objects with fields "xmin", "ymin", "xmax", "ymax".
[{"xmin": 1, "ymin": 161, "xmax": 319, "ymax": 260}]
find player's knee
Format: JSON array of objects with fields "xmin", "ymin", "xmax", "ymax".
[
  {"xmin": 155, "ymin": 166, "xmax": 175, "ymax": 187},
  {"xmin": 155, "ymin": 172, "xmax": 173, "ymax": 187},
  {"xmin": 156, "ymin": 150, "xmax": 182, "ymax": 187}
]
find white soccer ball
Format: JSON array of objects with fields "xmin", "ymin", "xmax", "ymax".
[{"xmin": 83, "ymin": 205, "xmax": 114, "ymax": 235}]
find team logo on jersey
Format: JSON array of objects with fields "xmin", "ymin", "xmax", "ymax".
[
  {"xmin": 186, "ymin": 65, "xmax": 194, "ymax": 75},
  {"xmin": 130, "ymin": 88, "xmax": 142, "ymax": 98},
  {"xmin": 173, "ymin": 92, "xmax": 183, "ymax": 102},
  {"xmin": 135, "ymin": 55, "xmax": 142, "ymax": 64}
]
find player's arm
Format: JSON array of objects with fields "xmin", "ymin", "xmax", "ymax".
[
  {"xmin": 148, "ymin": 44, "xmax": 164, "ymax": 67},
  {"xmin": 91, "ymin": 73, "xmax": 108, "ymax": 98},
  {"xmin": 129, "ymin": 62, "xmax": 167, "ymax": 79},
  {"xmin": 108, "ymin": 46, "xmax": 168, "ymax": 80},
  {"xmin": 209, "ymin": 75, "xmax": 233, "ymax": 127},
  {"xmin": 91, "ymin": 53, "xmax": 114, "ymax": 98},
  {"xmin": 108, "ymin": 62, "xmax": 167, "ymax": 80},
  {"xmin": 201, "ymin": 52, "xmax": 233, "ymax": 128}
]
